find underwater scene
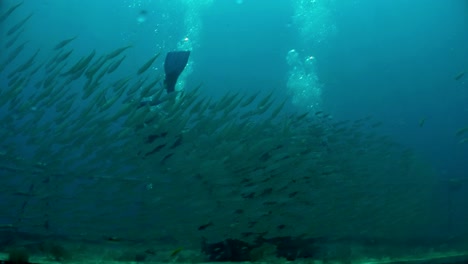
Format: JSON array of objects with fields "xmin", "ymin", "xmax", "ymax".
[{"xmin": 1, "ymin": 0, "xmax": 468, "ymax": 263}]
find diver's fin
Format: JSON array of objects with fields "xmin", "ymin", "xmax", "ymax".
[{"xmin": 164, "ymin": 51, "xmax": 190, "ymax": 93}]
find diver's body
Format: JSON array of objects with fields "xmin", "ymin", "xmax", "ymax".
[
  {"xmin": 138, "ymin": 51, "xmax": 190, "ymax": 108},
  {"xmin": 139, "ymin": 51, "xmax": 191, "ymax": 161}
]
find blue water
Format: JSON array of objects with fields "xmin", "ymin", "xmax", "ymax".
[{"xmin": 1, "ymin": 0, "xmax": 468, "ymax": 259}]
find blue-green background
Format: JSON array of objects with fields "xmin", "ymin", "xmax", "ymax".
[{"xmin": 1, "ymin": 0, "xmax": 468, "ymax": 242}]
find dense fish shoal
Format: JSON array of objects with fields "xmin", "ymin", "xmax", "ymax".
[{"xmin": 0, "ymin": 2, "xmax": 439, "ymax": 249}]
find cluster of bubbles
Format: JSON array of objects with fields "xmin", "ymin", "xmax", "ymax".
[
  {"xmin": 286, "ymin": 49, "xmax": 323, "ymax": 111},
  {"xmin": 292, "ymin": 0, "xmax": 337, "ymax": 44},
  {"xmin": 174, "ymin": 0, "xmax": 213, "ymax": 92},
  {"xmin": 126, "ymin": 0, "xmax": 332, "ymax": 110},
  {"xmin": 287, "ymin": 0, "xmax": 337, "ymax": 112},
  {"xmin": 125, "ymin": 0, "xmax": 144, "ymax": 8}
]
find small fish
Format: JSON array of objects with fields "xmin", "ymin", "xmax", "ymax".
[
  {"xmin": 107, "ymin": 55, "xmax": 126, "ymax": 74},
  {"xmin": 5, "ymin": 27, "xmax": 25, "ymax": 49},
  {"xmin": 240, "ymin": 91, "xmax": 260, "ymax": 107},
  {"xmin": 234, "ymin": 209, "xmax": 244, "ymax": 214},
  {"xmin": 0, "ymin": 1, "xmax": 24, "ymax": 24},
  {"xmin": 85, "ymin": 55, "xmax": 107, "ymax": 78},
  {"xmin": 257, "ymin": 90, "xmax": 274, "ymax": 109},
  {"xmin": 11, "ymin": 48, "xmax": 40, "ymax": 74},
  {"xmin": 270, "ymin": 99, "xmax": 287, "ymax": 119},
  {"xmin": 106, "ymin": 45, "xmax": 132, "ymax": 60},
  {"xmin": 454, "ymin": 71, "xmax": 466, "ymax": 81},
  {"xmin": 419, "ymin": 118, "xmax": 425, "ymax": 127},
  {"xmin": 145, "ymin": 249, "xmax": 156, "ymax": 255},
  {"xmin": 288, "ymin": 191, "xmax": 298, "ymax": 198},
  {"xmin": 371, "ymin": 121, "xmax": 383, "ymax": 128},
  {"xmin": 63, "ymin": 49, "xmax": 96, "ymax": 76},
  {"xmin": 295, "ymin": 112, "xmax": 308, "ymax": 121},
  {"xmin": 137, "ymin": 53, "xmax": 160, "ymax": 75},
  {"xmin": 6, "ymin": 40, "xmax": 29, "ymax": 63},
  {"xmin": 7, "ymin": 13, "xmax": 33, "ymax": 36},
  {"xmin": 170, "ymin": 247, "xmax": 183, "ymax": 257},
  {"xmin": 0, "ymin": 224, "xmax": 14, "ymax": 229},
  {"xmin": 104, "ymin": 236, "xmax": 121, "ymax": 242},
  {"xmin": 140, "ymin": 77, "xmax": 161, "ymax": 98},
  {"xmin": 198, "ymin": 222, "xmax": 213, "ymax": 230},
  {"xmin": 55, "ymin": 49, "xmax": 74, "ymax": 64},
  {"xmin": 54, "ymin": 36, "xmax": 77, "ymax": 50},
  {"xmin": 455, "ymin": 127, "xmax": 468, "ymax": 137}
]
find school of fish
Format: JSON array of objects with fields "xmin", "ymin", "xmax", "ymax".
[{"xmin": 0, "ymin": 2, "xmax": 442, "ymax": 246}]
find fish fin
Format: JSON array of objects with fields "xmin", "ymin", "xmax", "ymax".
[{"xmin": 164, "ymin": 51, "xmax": 190, "ymax": 93}]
